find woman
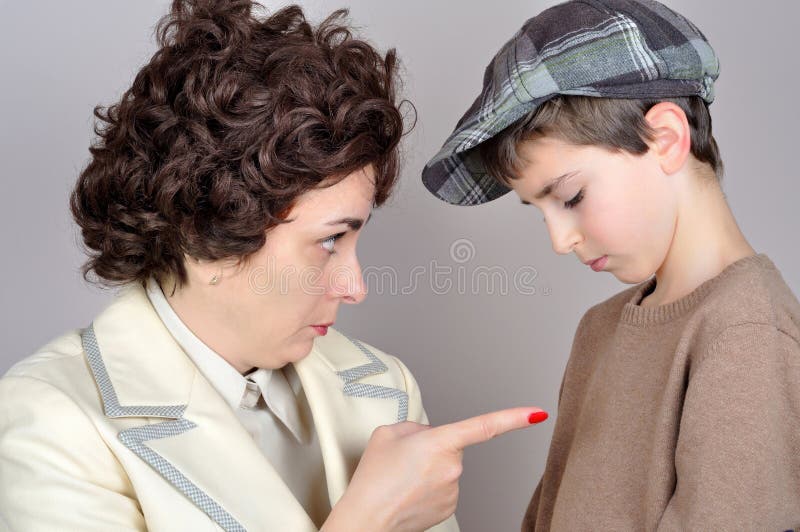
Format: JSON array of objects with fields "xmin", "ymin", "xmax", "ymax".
[{"xmin": 0, "ymin": 1, "xmax": 545, "ymax": 531}]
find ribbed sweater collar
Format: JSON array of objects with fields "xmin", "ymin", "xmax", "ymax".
[{"xmin": 620, "ymin": 253, "xmax": 775, "ymax": 327}]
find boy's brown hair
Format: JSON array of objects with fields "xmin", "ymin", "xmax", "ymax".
[{"xmin": 478, "ymin": 95, "xmax": 723, "ymax": 186}]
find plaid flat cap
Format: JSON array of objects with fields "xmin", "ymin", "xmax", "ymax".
[{"xmin": 422, "ymin": 0, "xmax": 720, "ymax": 206}]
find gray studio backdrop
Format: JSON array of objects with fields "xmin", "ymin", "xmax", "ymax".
[{"xmin": 1, "ymin": 1, "xmax": 798, "ymax": 530}]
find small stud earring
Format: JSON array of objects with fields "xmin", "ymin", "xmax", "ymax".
[{"xmin": 209, "ymin": 273, "xmax": 220, "ymax": 285}]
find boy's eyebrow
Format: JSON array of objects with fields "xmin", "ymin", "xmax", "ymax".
[
  {"xmin": 326, "ymin": 213, "xmax": 372, "ymax": 231},
  {"xmin": 534, "ymin": 171, "xmax": 579, "ymax": 200}
]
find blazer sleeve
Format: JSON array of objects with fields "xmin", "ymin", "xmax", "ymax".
[
  {"xmin": 0, "ymin": 375, "xmax": 146, "ymax": 531},
  {"xmin": 387, "ymin": 356, "xmax": 461, "ymax": 532}
]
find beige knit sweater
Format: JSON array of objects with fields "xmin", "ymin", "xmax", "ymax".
[{"xmin": 523, "ymin": 253, "xmax": 800, "ymax": 531}]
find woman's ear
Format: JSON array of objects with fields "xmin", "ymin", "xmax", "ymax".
[{"xmin": 644, "ymin": 101, "xmax": 692, "ymax": 175}]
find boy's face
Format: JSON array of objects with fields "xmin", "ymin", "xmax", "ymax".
[{"xmin": 508, "ymin": 135, "xmax": 678, "ymax": 284}]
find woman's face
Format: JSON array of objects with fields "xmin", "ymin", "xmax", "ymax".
[
  {"xmin": 508, "ymin": 136, "xmax": 678, "ymax": 284},
  {"xmin": 191, "ymin": 165, "xmax": 375, "ymax": 370}
]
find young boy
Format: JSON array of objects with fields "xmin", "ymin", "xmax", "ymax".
[{"xmin": 422, "ymin": 0, "xmax": 800, "ymax": 529}]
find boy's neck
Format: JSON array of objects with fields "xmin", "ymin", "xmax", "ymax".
[{"xmin": 640, "ymin": 174, "xmax": 755, "ymax": 308}]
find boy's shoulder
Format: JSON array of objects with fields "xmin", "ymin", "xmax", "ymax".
[
  {"xmin": 697, "ymin": 254, "xmax": 800, "ymax": 344},
  {"xmin": 580, "ymin": 281, "xmax": 645, "ymax": 325},
  {"xmin": 567, "ymin": 281, "xmax": 644, "ymax": 348}
]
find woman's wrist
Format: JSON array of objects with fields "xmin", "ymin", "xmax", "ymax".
[{"xmin": 322, "ymin": 491, "xmax": 394, "ymax": 532}]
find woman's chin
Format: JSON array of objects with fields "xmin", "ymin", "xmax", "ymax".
[
  {"xmin": 285, "ymin": 336, "xmax": 318, "ymax": 364},
  {"xmin": 252, "ymin": 337, "xmax": 315, "ymax": 369}
]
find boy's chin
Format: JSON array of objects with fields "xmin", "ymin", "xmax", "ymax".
[{"xmin": 610, "ymin": 267, "xmax": 654, "ymax": 285}]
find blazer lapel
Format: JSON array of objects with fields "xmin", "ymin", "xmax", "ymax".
[
  {"xmin": 294, "ymin": 329, "xmax": 409, "ymax": 507},
  {"xmin": 84, "ymin": 284, "xmax": 317, "ymax": 532}
]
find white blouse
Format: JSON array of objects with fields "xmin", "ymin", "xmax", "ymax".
[{"xmin": 145, "ymin": 277, "xmax": 331, "ymax": 527}]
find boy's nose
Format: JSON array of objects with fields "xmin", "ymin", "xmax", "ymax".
[{"xmin": 547, "ymin": 219, "xmax": 582, "ymax": 255}]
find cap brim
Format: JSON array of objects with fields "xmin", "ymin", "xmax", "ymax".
[{"xmin": 421, "ymin": 149, "xmax": 512, "ymax": 206}]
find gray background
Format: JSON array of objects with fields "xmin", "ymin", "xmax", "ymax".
[{"xmin": 1, "ymin": 1, "xmax": 798, "ymax": 530}]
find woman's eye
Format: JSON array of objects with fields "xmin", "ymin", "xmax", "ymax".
[
  {"xmin": 564, "ymin": 189, "xmax": 584, "ymax": 209},
  {"xmin": 321, "ymin": 233, "xmax": 345, "ymax": 254}
]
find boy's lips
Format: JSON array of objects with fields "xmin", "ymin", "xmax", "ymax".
[{"xmin": 584, "ymin": 256, "xmax": 608, "ymax": 272}]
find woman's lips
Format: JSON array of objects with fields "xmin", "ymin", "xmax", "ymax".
[{"xmin": 311, "ymin": 324, "xmax": 331, "ymax": 336}]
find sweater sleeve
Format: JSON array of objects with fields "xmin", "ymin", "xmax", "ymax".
[{"xmin": 657, "ymin": 322, "xmax": 800, "ymax": 531}]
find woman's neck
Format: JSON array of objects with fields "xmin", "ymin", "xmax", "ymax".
[{"xmin": 159, "ymin": 276, "xmax": 255, "ymax": 374}]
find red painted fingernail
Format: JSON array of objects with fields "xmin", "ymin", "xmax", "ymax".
[{"xmin": 528, "ymin": 411, "xmax": 549, "ymax": 424}]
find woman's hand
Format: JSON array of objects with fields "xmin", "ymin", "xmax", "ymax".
[{"xmin": 322, "ymin": 407, "xmax": 548, "ymax": 532}]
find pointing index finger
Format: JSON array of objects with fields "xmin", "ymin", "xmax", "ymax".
[{"xmin": 433, "ymin": 407, "xmax": 548, "ymax": 450}]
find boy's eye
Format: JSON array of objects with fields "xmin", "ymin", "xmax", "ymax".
[
  {"xmin": 564, "ymin": 189, "xmax": 584, "ymax": 209},
  {"xmin": 321, "ymin": 232, "xmax": 346, "ymax": 253}
]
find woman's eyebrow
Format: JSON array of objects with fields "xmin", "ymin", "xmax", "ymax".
[{"xmin": 326, "ymin": 213, "xmax": 372, "ymax": 231}]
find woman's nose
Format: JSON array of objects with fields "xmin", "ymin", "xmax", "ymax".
[{"xmin": 330, "ymin": 256, "xmax": 367, "ymax": 304}]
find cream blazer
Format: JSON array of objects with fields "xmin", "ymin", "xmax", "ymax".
[{"xmin": 0, "ymin": 283, "xmax": 459, "ymax": 532}]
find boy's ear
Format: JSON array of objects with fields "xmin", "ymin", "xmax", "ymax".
[{"xmin": 643, "ymin": 102, "xmax": 691, "ymax": 175}]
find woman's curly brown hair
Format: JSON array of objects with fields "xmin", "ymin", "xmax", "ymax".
[{"xmin": 70, "ymin": 0, "xmax": 406, "ymax": 290}]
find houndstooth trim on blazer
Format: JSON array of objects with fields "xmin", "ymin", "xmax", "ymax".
[
  {"xmin": 82, "ymin": 325, "xmax": 186, "ymax": 418},
  {"xmin": 81, "ymin": 324, "xmax": 246, "ymax": 532},
  {"xmin": 337, "ymin": 337, "xmax": 409, "ymax": 423}
]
